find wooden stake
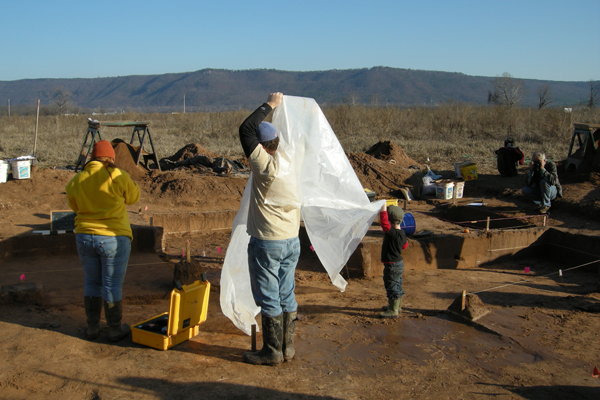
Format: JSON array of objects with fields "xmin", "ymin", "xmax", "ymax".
[
  {"xmin": 403, "ymin": 198, "xmax": 408, "ymax": 210},
  {"xmin": 461, "ymin": 290, "xmax": 466, "ymax": 311},
  {"xmin": 452, "ymin": 182, "xmax": 457, "ymax": 204},
  {"xmin": 486, "ymin": 216, "xmax": 490, "ymax": 232},
  {"xmin": 32, "ymin": 99, "xmax": 40, "ymax": 156},
  {"xmin": 186, "ymin": 241, "xmax": 191, "ymax": 263},
  {"xmin": 543, "ymin": 214, "xmax": 547, "ymax": 227},
  {"xmin": 251, "ymin": 324, "xmax": 257, "ymax": 351}
]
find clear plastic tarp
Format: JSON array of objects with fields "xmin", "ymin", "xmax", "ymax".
[{"xmin": 220, "ymin": 96, "xmax": 384, "ymax": 335}]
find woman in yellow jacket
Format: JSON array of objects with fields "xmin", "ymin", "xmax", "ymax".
[{"xmin": 65, "ymin": 140, "xmax": 140, "ymax": 342}]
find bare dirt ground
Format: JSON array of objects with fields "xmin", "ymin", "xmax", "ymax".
[{"xmin": 1, "ymin": 141, "xmax": 600, "ymax": 399}]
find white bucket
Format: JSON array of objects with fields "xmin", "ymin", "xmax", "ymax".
[
  {"xmin": 454, "ymin": 181, "xmax": 465, "ymax": 199},
  {"xmin": 11, "ymin": 159, "xmax": 31, "ymax": 180},
  {"xmin": 0, "ymin": 161, "xmax": 9, "ymax": 183},
  {"xmin": 435, "ymin": 181, "xmax": 454, "ymax": 200}
]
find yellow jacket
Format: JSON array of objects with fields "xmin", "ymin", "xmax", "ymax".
[{"xmin": 65, "ymin": 161, "xmax": 140, "ymax": 240}]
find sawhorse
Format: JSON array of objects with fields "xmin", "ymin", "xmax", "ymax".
[
  {"xmin": 74, "ymin": 121, "xmax": 161, "ymax": 172},
  {"xmin": 565, "ymin": 123, "xmax": 600, "ymax": 170},
  {"xmin": 126, "ymin": 122, "xmax": 161, "ymax": 171},
  {"xmin": 75, "ymin": 121, "xmax": 102, "ymax": 172}
]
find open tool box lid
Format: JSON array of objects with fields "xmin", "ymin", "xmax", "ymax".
[{"xmin": 132, "ymin": 275, "xmax": 210, "ymax": 350}]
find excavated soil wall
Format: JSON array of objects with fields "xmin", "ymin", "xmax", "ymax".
[
  {"xmin": 0, "ymin": 226, "xmax": 163, "ymax": 260},
  {"xmin": 149, "ymin": 211, "xmax": 237, "ymax": 234},
  {"xmin": 345, "ymin": 228, "xmax": 545, "ymax": 277},
  {"xmin": 3, "ymin": 210, "xmax": 599, "ymax": 282}
]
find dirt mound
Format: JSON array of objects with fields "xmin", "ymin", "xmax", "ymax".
[
  {"xmin": 140, "ymin": 170, "xmax": 247, "ymax": 210},
  {"xmin": 366, "ymin": 141, "xmax": 421, "ymax": 168},
  {"xmin": 112, "ymin": 140, "xmax": 150, "ymax": 181},
  {"xmin": 347, "ymin": 152, "xmax": 422, "ymax": 199},
  {"xmin": 166, "ymin": 143, "xmax": 218, "ymax": 162},
  {"xmin": 447, "ymin": 293, "xmax": 490, "ymax": 321}
]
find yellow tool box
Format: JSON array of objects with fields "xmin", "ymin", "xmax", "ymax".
[{"xmin": 131, "ymin": 277, "xmax": 210, "ymax": 350}]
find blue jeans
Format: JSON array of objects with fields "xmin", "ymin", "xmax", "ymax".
[
  {"xmin": 383, "ymin": 260, "xmax": 405, "ymax": 300},
  {"xmin": 248, "ymin": 236, "xmax": 301, "ymax": 317},
  {"xmin": 76, "ymin": 234, "xmax": 131, "ymax": 303},
  {"xmin": 522, "ymin": 179, "xmax": 557, "ymax": 207}
]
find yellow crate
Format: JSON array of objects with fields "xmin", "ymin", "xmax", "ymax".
[
  {"xmin": 459, "ymin": 163, "xmax": 478, "ymax": 181},
  {"xmin": 131, "ymin": 279, "xmax": 210, "ymax": 350},
  {"xmin": 386, "ymin": 199, "xmax": 398, "ymax": 207}
]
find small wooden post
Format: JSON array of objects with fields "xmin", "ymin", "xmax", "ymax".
[
  {"xmin": 452, "ymin": 182, "xmax": 457, "ymax": 205},
  {"xmin": 186, "ymin": 241, "xmax": 191, "ymax": 263},
  {"xmin": 486, "ymin": 216, "xmax": 490, "ymax": 232},
  {"xmin": 461, "ymin": 290, "xmax": 466, "ymax": 311},
  {"xmin": 543, "ymin": 215, "xmax": 547, "ymax": 227},
  {"xmin": 403, "ymin": 198, "xmax": 408, "ymax": 210},
  {"xmin": 251, "ymin": 324, "xmax": 257, "ymax": 351},
  {"xmin": 32, "ymin": 99, "xmax": 40, "ymax": 156}
]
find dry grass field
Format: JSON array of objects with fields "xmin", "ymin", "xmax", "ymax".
[{"xmin": 1, "ymin": 104, "xmax": 598, "ymax": 169}]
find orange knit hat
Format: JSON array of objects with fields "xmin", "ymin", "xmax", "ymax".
[{"xmin": 91, "ymin": 140, "xmax": 115, "ymax": 160}]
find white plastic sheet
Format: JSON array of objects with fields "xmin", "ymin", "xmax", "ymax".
[{"xmin": 220, "ymin": 96, "xmax": 384, "ymax": 335}]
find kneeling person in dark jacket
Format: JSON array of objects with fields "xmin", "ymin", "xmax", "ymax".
[{"xmin": 521, "ymin": 152, "xmax": 562, "ymax": 214}]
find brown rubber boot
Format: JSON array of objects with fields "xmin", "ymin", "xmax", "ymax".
[
  {"xmin": 243, "ymin": 314, "xmax": 284, "ymax": 365},
  {"xmin": 283, "ymin": 311, "xmax": 297, "ymax": 362},
  {"xmin": 84, "ymin": 297, "xmax": 103, "ymax": 340},
  {"xmin": 104, "ymin": 300, "xmax": 130, "ymax": 342},
  {"xmin": 379, "ymin": 298, "xmax": 402, "ymax": 318}
]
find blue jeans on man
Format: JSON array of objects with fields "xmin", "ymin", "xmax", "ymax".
[
  {"xmin": 247, "ymin": 236, "xmax": 301, "ymax": 317},
  {"xmin": 522, "ymin": 179, "xmax": 557, "ymax": 207},
  {"xmin": 383, "ymin": 260, "xmax": 405, "ymax": 300},
  {"xmin": 76, "ymin": 234, "xmax": 131, "ymax": 303}
]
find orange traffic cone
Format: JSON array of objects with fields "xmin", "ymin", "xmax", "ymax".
[{"xmin": 593, "ymin": 366, "xmax": 599, "ymax": 378}]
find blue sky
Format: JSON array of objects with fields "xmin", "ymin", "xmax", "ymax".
[{"xmin": 1, "ymin": 0, "xmax": 598, "ymax": 82}]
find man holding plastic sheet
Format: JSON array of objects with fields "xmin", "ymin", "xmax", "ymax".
[
  {"xmin": 238, "ymin": 92, "xmax": 301, "ymax": 366},
  {"xmin": 521, "ymin": 152, "xmax": 562, "ymax": 214}
]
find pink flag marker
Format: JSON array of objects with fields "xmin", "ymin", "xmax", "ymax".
[
  {"xmin": 310, "ymin": 246, "xmax": 314, "ymax": 252},
  {"xmin": 524, "ymin": 267, "xmax": 530, "ymax": 274},
  {"xmin": 144, "ymin": 206, "xmax": 148, "ymax": 211},
  {"xmin": 20, "ymin": 273, "xmax": 25, "ymax": 281},
  {"xmin": 217, "ymin": 247, "xmax": 221, "ymax": 254}
]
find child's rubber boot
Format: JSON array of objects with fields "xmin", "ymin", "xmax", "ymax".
[{"xmin": 379, "ymin": 298, "xmax": 402, "ymax": 318}]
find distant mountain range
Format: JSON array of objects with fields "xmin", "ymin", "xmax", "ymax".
[{"xmin": 0, "ymin": 67, "xmax": 592, "ymax": 113}]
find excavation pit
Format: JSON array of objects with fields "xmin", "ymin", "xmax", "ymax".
[{"xmin": 423, "ymin": 205, "xmax": 539, "ymax": 231}]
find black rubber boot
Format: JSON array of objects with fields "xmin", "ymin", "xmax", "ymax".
[
  {"xmin": 283, "ymin": 311, "xmax": 297, "ymax": 362},
  {"xmin": 104, "ymin": 300, "xmax": 130, "ymax": 343},
  {"xmin": 379, "ymin": 298, "xmax": 402, "ymax": 318},
  {"xmin": 84, "ymin": 297, "xmax": 103, "ymax": 340},
  {"xmin": 243, "ymin": 314, "xmax": 284, "ymax": 365}
]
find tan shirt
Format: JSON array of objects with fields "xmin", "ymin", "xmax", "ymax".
[{"xmin": 247, "ymin": 145, "xmax": 300, "ymax": 240}]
